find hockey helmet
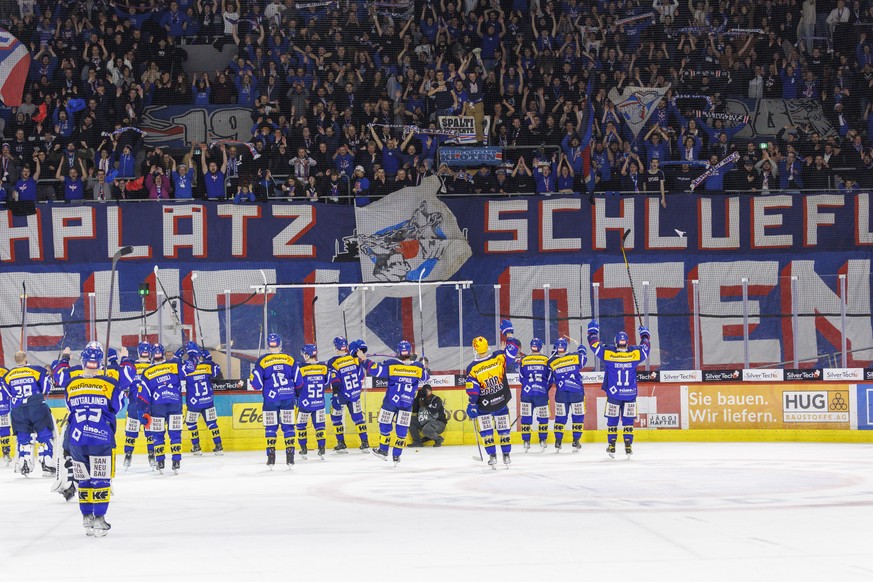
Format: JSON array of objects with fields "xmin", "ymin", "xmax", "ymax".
[
  {"xmin": 472, "ymin": 336, "xmax": 489, "ymax": 355},
  {"xmin": 301, "ymin": 344, "xmax": 318, "ymax": 358},
  {"xmin": 81, "ymin": 346, "xmax": 103, "ymax": 370},
  {"xmin": 152, "ymin": 343, "xmax": 166, "ymax": 360},
  {"xmin": 185, "ymin": 341, "xmax": 200, "ymax": 356},
  {"xmin": 530, "ymin": 338, "xmax": 543, "ymax": 353},
  {"xmin": 615, "ymin": 331, "xmax": 629, "ymax": 351},
  {"xmin": 554, "ymin": 338, "xmax": 568, "ymax": 354},
  {"xmin": 333, "ymin": 336, "xmax": 348, "ymax": 351},
  {"xmin": 267, "ymin": 333, "xmax": 282, "ymax": 349},
  {"xmin": 396, "ymin": 340, "xmax": 412, "ymax": 357},
  {"xmin": 137, "ymin": 341, "xmax": 152, "ymax": 359}
]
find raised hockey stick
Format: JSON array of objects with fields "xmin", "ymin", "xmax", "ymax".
[
  {"xmin": 418, "ymin": 269, "xmax": 426, "ymax": 359},
  {"xmin": 154, "ymin": 265, "xmax": 186, "ymax": 345},
  {"xmin": 619, "ymin": 229, "xmax": 643, "ymax": 328},
  {"xmin": 56, "ymin": 305, "xmax": 76, "ymax": 361},
  {"xmin": 259, "ymin": 269, "xmax": 268, "ymax": 354},
  {"xmin": 19, "ymin": 281, "xmax": 27, "ymax": 350},
  {"xmin": 311, "ymin": 295, "xmax": 319, "ymax": 347},
  {"xmin": 190, "ymin": 272, "xmax": 205, "ymax": 348},
  {"xmin": 104, "ymin": 246, "xmax": 134, "ymax": 372}
]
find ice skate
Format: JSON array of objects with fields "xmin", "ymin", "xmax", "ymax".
[
  {"xmin": 554, "ymin": 442, "xmax": 562, "ymax": 453},
  {"xmin": 317, "ymin": 445, "xmax": 325, "ymax": 459},
  {"xmin": 487, "ymin": 454, "xmax": 498, "ymax": 470},
  {"xmin": 540, "ymin": 441, "xmax": 548, "ymax": 452},
  {"xmin": 286, "ymin": 448, "xmax": 295, "ymax": 466},
  {"xmin": 41, "ymin": 460, "xmax": 56, "ymax": 477},
  {"xmin": 371, "ymin": 448, "xmax": 389, "ymax": 461},
  {"xmin": 123, "ymin": 453, "xmax": 132, "ymax": 469},
  {"xmin": 523, "ymin": 441, "xmax": 530, "ymax": 452},
  {"xmin": 606, "ymin": 442, "xmax": 616, "ymax": 459},
  {"xmin": 502, "ymin": 453, "xmax": 511, "ymax": 467},
  {"xmin": 148, "ymin": 451, "xmax": 156, "ymax": 468},
  {"xmin": 572, "ymin": 440, "xmax": 582, "ymax": 453},
  {"xmin": 392, "ymin": 455, "xmax": 401, "ymax": 466},
  {"xmin": 172, "ymin": 459, "xmax": 180, "ymax": 474},
  {"xmin": 192, "ymin": 444, "xmax": 202, "ymax": 456},
  {"xmin": 83, "ymin": 515, "xmax": 95, "ymax": 536},
  {"xmin": 3, "ymin": 450, "xmax": 12, "ymax": 465},
  {"xmin": 334, "ymin": 442, "xmax": 348, "ymax": 454},
  {"xmin": 92, "ymin": 515, "xmax": 111, "ymax": 537},
  {"xmin": 156, "ymin": 458, "xmax": 165, "ymax": 474},
  {"xmin": 213, "ymin": 443, "xmax": 223, "ymax": 456},
  {"xmin": 298, "ymin": 445, "xmax": 308, "ymax": 461},
  {"xmin": 359, "ymin": 441, "xmax": 369, "ymax": 453},
  {"xmin": 625, "ymin": 443, "xmax": 633, "ymax": 458},
  {"xmin": 266, "ymin": 448, "xmax": 276, "ymax": 468}
]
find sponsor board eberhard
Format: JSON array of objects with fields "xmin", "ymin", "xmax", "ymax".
[
  {"xmin": 659, "ymin": 370, "xmax": 702, "ymax": 383},
  {"xmin": 231, "ymin": 403, "xmax": 264, "ymax": 430},
  {"xmin": 782, "ymin": 390, "xmax": 850, "ymax": 422},
  {"xmin": 822, "ymin": 368, "xmax": 864, "ymax": 381},
  {"xmin": 636, "ymin": 370, "xmax": 660, "ymax": 382},
  {"xmin": 646, "ymin": 413, "xmax": 679, "ymax": 428},
  {"xmin": 703, "ymin": 370, "xmax": 742, "ymax": 382},
  {"xmin": 784, "ymin": 369, "xmax": 823, "ymax": 382},
  {"xmin": 742, "ymin": 369, "xmax": 784, "ymax": 382}
]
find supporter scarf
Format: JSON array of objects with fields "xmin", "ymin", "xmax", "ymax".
[
  {"xmin": 101, "ymin": 127, "xmax": 149, "ymax": 138},
  {"xmin": 694, "ymin": 110, "xmax": 750, "ymax": 123},
  {"xmin": 209, "ymin": 139, "xmax": 261, "ymax": 160},
  {"xmin": 672, "ymin": 94, "xmax": 712, "ymax": 109},
  {"xmin": 368, "ymin": 123, "xmax": 459, "ymax": 137},
  {"xmin": 615, "ymin": 12, "xmax": 655, "ymax": 26},
  {"xmin": 690, "ymin": 151, "xmax": 739, "ymax": 191}
]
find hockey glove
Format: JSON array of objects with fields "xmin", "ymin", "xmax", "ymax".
[
  {"xmin": 141, "ymin": 413, "xmax": 152, "ymax": 429},
  {"xmin": 587, "ymin": 320, "xmax": 600, "ymax": 334},
  {"xmin": 638, "ymin": 325, "xmax": 650, "ymax": 340},
  {"xmin": 466, "ymin": 402, "xmax": 478, "ymax": 419},
  {"xmin": 499, "ymin": 319, "xmax": 514, "ymax": 337}
]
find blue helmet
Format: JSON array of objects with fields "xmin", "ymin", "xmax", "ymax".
[
  {"xmin": 107, "ymin": 348, "xmax": 119, "ymax": 366},
  {"xmin": 554, "ymin": 338, "xmax": 568, "ymax": 354},
  {"xmin": 333, "ymin": 336, "xmax": 348, "ymax": 351},
  {"xmin": 396, "ymin": 340, "xmax": 412, "ymax": 357},
  {"xmin": 86, "ymin": 340, "xmax": 103, "ymax": 351},
  {"xmin": 301, "ymin": 344, "xmax": 318, "ymax": 358},
  {"xmin": 200, "ymin": 348, "xmax": 212, "ymax": 361},
  {"xmin": 152, "ymin": 343, "xmax": 165, "ymax": 360},
  {"xmin": 185, "ymin": 341, "xmax": 200, "ymax": 356},
  {"xmin": 267, "ymin": 333, "xmax": 282, "ymax": 349},
  {"xmin": 615, "ymin": 331, "xmax": 629, "ymax": 350},
  {"xmin": 137, "ymin": 341, "xmax": 152, "ymax": 359},
  {"xmin": 530, "ymin": 338, "xmax": 543, "ymax": 353},
  {"xmin": 81, "ymin": 346, "xmax": 103, "ymax": 370}
]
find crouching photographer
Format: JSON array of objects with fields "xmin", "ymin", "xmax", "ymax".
[{"xmin": 410, "ymin": 384, "xmax": 447, "ymax": 447}]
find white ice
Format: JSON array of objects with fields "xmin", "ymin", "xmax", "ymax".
[{"xmin": 1, "ymin": 442, "xmax": 872, "ymax": 582}]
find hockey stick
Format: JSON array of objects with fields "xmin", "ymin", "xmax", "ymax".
[
  {"xmin": 56, "ymin": 305, "xmax": 76, "ymax": 361},
  {"xmin": 471, "ymin": 417, "xmax": 484, "ymax": 461},
  {"xmin": 190, "ymin": 272, "xmax": 205, "ymax": 348},
  {"xmin": 19, "ymin": 281, "xmax": 27, "ymax": 350},
  {"xmin": 342, "ymin": 307, "xmax": 349, "ymax": 341},
  {"xmin": 311, "ymin": 295, "xmax": 318, "ymax": 347},
  {"xmin": 154, "ymin": 266, "xmax": 186, "ymax": 345},
  {"xmin": 104, "ymin": 246, "xmax": 134, "ymax": 372},
  {"xmin": 418, "ymin": 269, "xmax": 425, "ymax": 359},
  {"xmin": 619, "ymin": 229, "xmax": 643, "ymax": 328},
  {"xmin": 259, "ymin": 269, "xmax": 268, "ymax": 354}
]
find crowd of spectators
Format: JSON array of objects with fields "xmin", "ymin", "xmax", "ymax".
[{"xmin": 1, "ymin": 0, "xmax": 872, "ymax": 205}]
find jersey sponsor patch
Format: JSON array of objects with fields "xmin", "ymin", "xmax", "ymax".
[
  {"xmin": 571, "ymin": 402, "xmax": 585, "ymax": 415},
  {"xmin": 72, "ymin": 460, "xmax": 89, "ymax": 481},
  {"xmin": 205, "ymin": 407, "xmax": 217, "ymax": 422},
  {"xmin": 397, "ymin": 410, "xmax": 412, "ymax": 427},
  {"xmin": 555, "ymin": 402, "xmax": 567, "ymax": 417},
  {"xmin": 495, "ymin": 414, "xmax": 510, "ymax": 431},
  {"xmin": 280, "ymin": 409, "xmax": 296, "ymax": 425},
  {"xmin": 605, "ymin": 401, "xmax": 620, "ymax": 418},
  {"xmin": 149, "ymin": 416, "xmax": 166, "ymax": 432},
  {"xmin": 125, "ymin": 417, "xmax": 139, "ymax": 432},
  {"xmin": 262, "ymin": 410, "xmax": 278, "ymax": 426},
  {"xmin": 90, "ymin": 455, "xmax": 111, "ymax": 479},
  {"xmin": 520, "ymin": 401, "xmax": 532, "ymax": 416},
  {"xmin": 378, "ymin": 408, "xmax": 394, "ymax": 424},
  {"xmin": 186, "ymin": 410, "xmax": 200, "ymax": 425},
  {"xmin": 0, "ymin": 414, "xmax": 9, "ymax": 428},
  {"xmin": 625, "ymin": 401, "xmax": 638, "ymax": 418},
  {"xmin": 477, "ymin": 414, "xmax": 494, "ymax": 432},
  {"xmin": 169, "ymin": 414, "xmax": 183, "ymax": 431},
  {"xmin": 297, "ymin": 411, "xmax": 311, "ymax": 424}
]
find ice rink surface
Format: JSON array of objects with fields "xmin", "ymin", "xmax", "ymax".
[{"xmin": 2, "ymin": 442, "xmax": 872, "ymax": 582}]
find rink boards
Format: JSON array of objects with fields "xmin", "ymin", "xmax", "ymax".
[{"xmin": 44, "ymin": 380, "xmax": 873, "ymax": 451}]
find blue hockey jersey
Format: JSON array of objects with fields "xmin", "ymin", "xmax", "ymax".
[
  {"xmin": 250, "ymin": 352, "xmax": 302, "ymax": 404},
  {"xmin": 365, "ymin": 358, "xmax": 429, "ymax": 410},
  {"xmin": 589, "ymin": 337, "xmax": 650, "ymax": 401},
  {"xmin": 297, "ymin": 362, "xmax": 330, "ymax": 412}
]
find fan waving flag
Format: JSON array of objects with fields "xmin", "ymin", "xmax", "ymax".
[{"xmin": 0, "ymin": 28, "xmax": 30, "ymax": 107}]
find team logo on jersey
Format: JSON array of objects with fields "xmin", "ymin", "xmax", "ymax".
[{"xmin": 354, "ymin": 178, "xmax": 471, "ymax": 282}]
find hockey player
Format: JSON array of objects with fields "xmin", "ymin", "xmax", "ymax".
[
  {"xmin": 140, "ymin": 343, "xmax": 189, "ymax": 473},
  {"xmin": 250, "ymin": 333, "xmax": 302, "ymax": 468},
  {"xmin": 122, "ymin": 342, "xmax": 156, "ymax": 468},
  {"xmin": 519, "ymin": 338, "xmax": 552, "ymax": 452},
  {"xmin": 359, "ymin": 340, "xmax": 429, "ymax": 465},
  {"xmin": 3, "ymin": 351, "xmax": 54, "ymax": 476},
  {"xmin": 0, "ymin": 362, "xmax": 10, "ymax": 464},
  {"xmin": 547, "ymin": 338, "xmax": 587, "ymax": 452},
  {"xmin": 183, "ymin": 343, "xmax": 224, "ymax": 456},
  {"xmin": 465, "ymin": 320, "xmax": 520, "ymax": 468},
  {"xmin": 296, "ymin": 344, "xmax": 329, "ymax": 460},
  {"xmin": 326, "ymin": 336, "xmax": 370, "ymax": 453},
  {"xmin": 587, "ymin": 321, "xmax": 650, "ymax": 458},
  {"xmin": 65, "ymin": 345, "xmax": 123, "ymax": 536}
]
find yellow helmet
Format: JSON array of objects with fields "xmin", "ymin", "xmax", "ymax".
[{"xmin": 472, "ymin": 336, "xmax": 489, "ymax": 355}]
